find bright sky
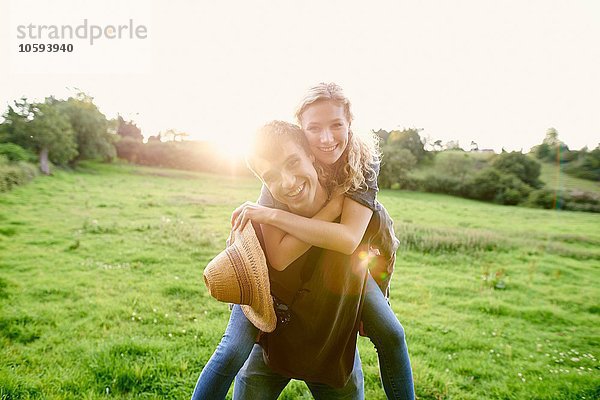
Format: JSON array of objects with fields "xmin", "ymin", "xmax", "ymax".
[{"xmin": 1, "ymin": 0, "xmax": 599, "ymax": 154}]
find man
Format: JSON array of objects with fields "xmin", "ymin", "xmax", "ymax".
[{"xmin": 230, "ymin": 121, "xmax": 398, "ymax": 398}]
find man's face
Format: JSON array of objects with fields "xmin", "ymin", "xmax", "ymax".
[{"xmin": 253, "ymin": 140, "xmax": 321, "ymax": 216}]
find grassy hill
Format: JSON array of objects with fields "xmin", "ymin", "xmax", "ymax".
[
  {"xmin": 1, "ymin": 162, "xmax": 598, "ymax": 399},
  {"xmin": 538, "ymin": 161, "xmax": 600, "ymax": 193}
]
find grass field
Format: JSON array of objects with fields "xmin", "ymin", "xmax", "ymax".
[{"xmin": 1, "ymin": 162, "xmax": 598, "ymax": 399}]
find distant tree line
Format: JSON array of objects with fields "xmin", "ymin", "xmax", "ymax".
[
  {"xmin": 1, "ymin": 94, "xmax": 597, "ymax": 213},
  {"xmin": 376, "ymin": 127, "xmax": 599, "ymax": 212},
  {"xmin": 113, "ymin": 118, "xmax": 248, "ymax": 175}
]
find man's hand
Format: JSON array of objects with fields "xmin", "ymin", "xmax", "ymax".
[{"xmin": 230, "ymin": 201, "xmax": 276, "ymax": 233}]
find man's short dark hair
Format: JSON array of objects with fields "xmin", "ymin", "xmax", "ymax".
[{"xmin": 246, "ymin": 121, "xmax": 312, "ymax": 178}]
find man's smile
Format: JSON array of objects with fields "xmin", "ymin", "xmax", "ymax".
[{"xmin": 285, "ymin": 182, "xmax": 305, "ymax": 198}]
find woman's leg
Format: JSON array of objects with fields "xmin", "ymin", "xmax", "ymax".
[
  {"xmin": 362, "ymin": 275, "xmax": 414, "ymax": 400},
  {"xmin": 191, "ymin": 305, "xmax": 259, "ymax": 400}
]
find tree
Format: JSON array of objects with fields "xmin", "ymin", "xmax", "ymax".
[
  {"xmin": 372, "ymin": 129, "xmax": 390, "ymax": 144},
  {"xmin": 117, "ymin": 116, "xmax": 143, "ymax": 142},
  {"xmin": 2, "ymin": 98, "xmax": 78, "ymax": 174},
  {"xmin": 378, "ymin": 146, "xmax": 417, "ymax": 189},
  {"xmin": 445, "ymin": 140, "xmax": 462, "ymax": 151},
  {"xmin": 531, "ymin": 127, "xmax": 569, "ymax": 162},
  {"xmin": 53, "ymin": 93, "xmax": 115, "ymax": 162},
  {"xmin": 387, "ymin": 128, "xmax": 426, "ymax": 163},
  {"xmin": 491, "ymin": 151, "xmax": 542, "ymax": 188},
  {"xmin": 161, "ymin": 129, "xmax": 190, "ymax": 142}
]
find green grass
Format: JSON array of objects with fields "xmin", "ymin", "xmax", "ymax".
[{"xmin": 0, "ymin": 162, "xmax": 598, "ymax": 399}]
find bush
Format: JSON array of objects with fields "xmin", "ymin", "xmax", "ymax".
[
  {"xmin": 492, "ymin": 151, "xmax": 542, "ymax": 188},
  {"xmin": 420, "ymin": 174, "xmax": 467, "ymax": 197},
  {"xmin": 526, "ymin": 189, "xmax": 556, "ymax": 209},
  {"xmin": 0, "ymin": 156, "xmax": 39, "ymax": 192},
  {"xmin": 467, "ymin": 168, "xmax": 532, "ymax": 205},
  {"xmin": 114, "ymin": 139, "xmax": 250, "ymax": 176},
  {"xmin": 0, "ymin": 143, "xmax": 35, "ymax": 162},
  {"xmin": 526, "ymin": 189, "xmax": 600, "ymax": 213},
  {"xmin": 115, "ymin": 136, "xmax": 144, "ymax": 163},
  {"xmin": 562, "ymin": 147, "xmax": 600, "ymax": 181},
  {"xmin": 467, "ymin": 168, "xmax": 504, "ymax": 202},
  {"xmin": 379, "ymin": 147, "xmax": 417, "ymax": 189}
]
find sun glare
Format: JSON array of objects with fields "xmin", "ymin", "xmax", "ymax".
[{"xmin": 213, "ymin": 134, "xmax": 251, "ymax": 163}]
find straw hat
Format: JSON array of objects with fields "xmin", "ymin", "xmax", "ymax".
[{"xmin": 203, "ymin": 222, "xmax": 276, "ymax": 332}]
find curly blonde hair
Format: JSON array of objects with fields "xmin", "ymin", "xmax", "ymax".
[{"xmin": 295, "ymin": 82, "xmax": 380, "ymax": 195}]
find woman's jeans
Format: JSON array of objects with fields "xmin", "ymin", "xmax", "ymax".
[
  {"xmin": 362, "ymin": 275, "xmax": 414, "ymax": 400},
  {"xmin": 191, "ymin": 305, "xmax": 257, "ymax": 400},
  {"xmin": 191, "ymin": 275, "xmax": 414, "ymax": 400}
]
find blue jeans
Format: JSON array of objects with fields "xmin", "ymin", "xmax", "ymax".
[
  {"xmin": 362, "ymin": 275, "xmax": 414, "ymax": 400},
  {"xmin": 233, "ymin": 344, "xmax": 364, "ymax": 400},
  {"xmin": 191, "ymin": 305, "xmax": 258, "ymax": 400}
]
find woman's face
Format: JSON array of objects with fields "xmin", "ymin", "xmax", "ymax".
[{"xmin": 300, "ymin": 100, "xmax": 350, "ymax": 166}]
